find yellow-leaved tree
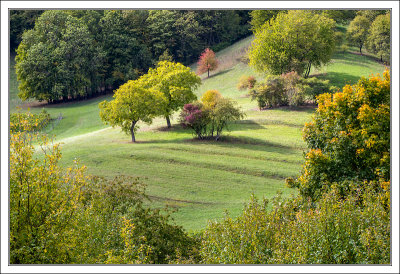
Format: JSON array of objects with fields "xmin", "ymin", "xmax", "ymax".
[
  {"xmin": 99, "ymin": 80, "xmax": 166, "ymax": 142},
  {"xmin": 140, "ymin": 61, "xmax": 201, "ymax": 128}
]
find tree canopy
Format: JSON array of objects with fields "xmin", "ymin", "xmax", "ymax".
[
  {"xmin": 15, "ymin": 10, "xmax": 100, "ymax": 102},
  {"xmin": 99, "ymin": 79, "xmax": 166, "ymax": 142},
  {"xmin": 249, "ymin": 10, "xmax": 336, "ymax": 78},
  {"xmin": 140, "ymin": 61, "xmax": 201, "ymax": 128},
  {"xmin": 197, "ymin": 48, "xmax": 219, "ymax": 78},
  {"xmin": 367, "ymin": 13, "xmax": 390, "ymax": 62},
  {"xmin": 14, "ymin": 10, "xmax": 251, "ymax": 102},
  {"xmin": 346, "ymin": 15, "xmax": 370, "ymax": 54},
  {"xmin": 249, "ymin": 10, "xmax": 282, "ymax": 32},
  {"xmin": 287, "ymin": 69, "xmax": 390, "ymax": 201}
]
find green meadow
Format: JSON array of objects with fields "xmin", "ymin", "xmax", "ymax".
[{"xmin": 9, "ymin": 35, "xmax": 385, "ymax": 232}]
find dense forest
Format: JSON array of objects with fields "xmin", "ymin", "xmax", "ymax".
[{"xmin": 11, "ymin": 10, "xmax": 251, "ymax": 102}]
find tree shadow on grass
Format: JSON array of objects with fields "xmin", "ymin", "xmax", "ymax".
[
  {"xmin": 315, "ymin": 71, "xmax": 362, "ymax": 89},
  {"xmin": 132, "ymin": 120, "xmax": 305, "ymax": 155},
  {"xmin": 134, "ymin": 132, "xmax": 304, "ymax": 156},
  {"xmin": 204, "ymin": 68, "xmax": 234, "ymax": 80}
]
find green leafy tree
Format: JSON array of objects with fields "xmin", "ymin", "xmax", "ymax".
[
  {"xmin": 10, "ymin": 10, "xmax": 44, "ymax": 51},
  {"xmin": 200, "ymin": 185, "xmax": 390, "ymax": 264},
  {"xmin": 15, "ymin": 10, "xmax": 100, "ymax": 102},
  {"xmin": 99, "ymin": 79, "xmax": 165, "ymax": 142},
  {"xmin": 9, "ymin": 116, "xmax": 198, "ymax": 264},
  {"xmin": 346, "ymin": 15, "xmax": 370, "ymax": 54},
  {"xmin": 249, "ymin": 10, "xmax": 282, "ymax": 32},
  {"xmin": 318, "ymin": 10, "xmax": 356, "ymax": 24},
  {"xmin": 173, "ymin": 11, "xmax": 203, "ymax": 64},
  {"xmin": 367, "ymin": 13, "xmax": 390, "ymax": 62},
  {"xmin": 249, "ymin": 10, "xmax": 336, "ymax": 78},
  {"xmin": 99, "ymin": 10, "xmax": 152, "ymax": 90},
  {"xmin": 10, "ymin": 123, "xmax": 89, "ymax": 263},
  {"xmin": 141, "ymin": 61, "xmax": 201, "ymax": 128},
  {"xmin": 286, "ymin": 70, "xmax": 390, "ymax": 201},
  {"xmin": 356, "ymin": 10, "xmax": 388, "ymax": 21},
  {"xmin": 146, "ymin": 10, "xmax": 178, "ymax": 62}
]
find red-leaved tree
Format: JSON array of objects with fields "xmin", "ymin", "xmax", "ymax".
[{"xmin": 197, "ymin": 48, "xmax": 218, "ymax": 78}]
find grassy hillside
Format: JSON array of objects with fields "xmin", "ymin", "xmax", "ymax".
[{"xmin": 9, "ymin": 35, "xmax": 386, "ymax": 232}]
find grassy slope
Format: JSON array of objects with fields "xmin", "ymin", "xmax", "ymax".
[{"xmin": 10, "ymin": 35, "xmax": 385, "ymax": 232}]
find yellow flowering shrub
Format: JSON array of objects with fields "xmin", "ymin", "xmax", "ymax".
[{"xmin": 287, "ymin": 69, "xmax": 390, "ymax": 201}]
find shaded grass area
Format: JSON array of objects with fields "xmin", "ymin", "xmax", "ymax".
[{"xmin": 311, "ymin": 48, "xmax": 385, "ymax": 89}]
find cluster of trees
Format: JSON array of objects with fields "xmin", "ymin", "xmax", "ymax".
[
  {"xmin": 179, "ymin": 90, "xmax": 244, "ymax": 140},
  {"xmin": 248, "ymin": 10, "xmax": 337, "ymax": 78},
  {"xmin": 347, "ymin": 10, "xmax": 390, "ymax": 61},
  {"xmin": 99, "ymin": 61, "xmax": 201, "ymax": 142},
  {"xmin": 13, "ymin": 10, "xmax": 251, "ymax": 102},
  {"xmin": 248, "ymin": 71, "xmax": 337, "ymax": 109},
  {"xmin": 201, "ymin": 70, "xmax": 390, "ymax": 264},
  {"xmin": 10, "ymin": 70, "xmax": 390, "ymax": 264},
  {"xmin": 250, "ymin": 10, "xmax": 357, "ymax": 31}
]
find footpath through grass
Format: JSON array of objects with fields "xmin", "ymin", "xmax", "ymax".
[{"xmin": 9, "ymin": 35, "xmax": 386, "ymax": 231}]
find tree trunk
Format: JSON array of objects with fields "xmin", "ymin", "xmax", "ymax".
[
  {"xmin": 304, "ymin": 61, "xmax": 312, "ymax": 78},
  {"xmin": 166, "ymin": 116, "xmax": 171, "ymax": 128},
  {"xmin": 207, "ymin": 68, "xmax": 210, "ymax": 78},
  {"xmin": 359, "ymin": 46, "xmax": 362, "ymax": 54},
  {"xmin": 380, "ymin": 55, "xmax": 383, "ymax": 62},
  {"xmin": 130, "ymin": 121, "xmax": 137, "ymax": 142}
]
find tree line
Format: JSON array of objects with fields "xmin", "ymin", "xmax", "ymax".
[{"xmin": 13, "ymin": 10, "xmax": 251, "ymax": 102}]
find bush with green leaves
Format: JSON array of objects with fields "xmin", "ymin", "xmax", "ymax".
[
  {"xmin": 200, "ymin": 184, "xmax": 390, "ymax": 264},
  {"xmin": 249, "ymin": 75, "xmax": 287, "ymax": 109},
  {"xmin": 249, "ymin": 72, "xmax": 336, "ymax": 109},
  {"xmin": 301, "ymin": 77, "xmax": 338, "ymax": 100},
  {"xmin": 237, "ymin": 75, "xmax": 257, "ymax": 91}
]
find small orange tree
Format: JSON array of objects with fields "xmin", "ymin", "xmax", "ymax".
[
  {"xmin": 197, "ymin": 48, "xmax": 218, "ymax": 78},
  {"xmin": 287, "ymin": 69, "xmax": 390, "ymax": 201}
]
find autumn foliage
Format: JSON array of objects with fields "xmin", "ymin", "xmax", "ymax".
[
  {"xmin": 197, "ymin": 48, "xmax": 219, "ymax": 78},
  {"xmin": 287, "ymin": 69, "xmax": 390, "ymax": 201}
]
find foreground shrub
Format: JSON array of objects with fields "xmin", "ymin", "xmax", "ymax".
[
  {"xmin": 287, "ymin": 69, "xmax": 390, "ymax": 201},
  {"xmin": 201, "ymin": 185, "xmax": 390, "ymax": 264},
  {"xmin": 10, "ymin": 109, "xmax": 50, "ymax": 133},
  {"xmin": 74, "ymin": 176, "xmax": 198, "ymax": 264},
  {"xmin": 10, "ymin": 130, "xmax": 88, "ymax": 264},
  {"xmin": 10, "ymin": 121, "xmax": 197, "ymax": 264}
]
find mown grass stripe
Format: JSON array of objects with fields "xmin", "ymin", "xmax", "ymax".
[
  {"xmin": 148, "ymin": 146, "xmax": 304, "ymax": 165},
  {"xmin": 124, "ymin": 153, "xmax": 293, "ymax": 180}
]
